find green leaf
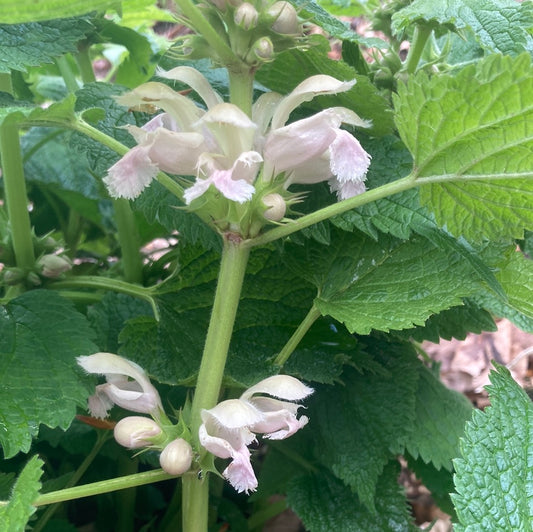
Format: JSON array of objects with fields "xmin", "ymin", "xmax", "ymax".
[
  {"xmin": 120, "ymin": 246, "xmax": 315, "ymax": 387},
  {"xmin": 452, "ymin": 365, "xmax": 533, "ymax": 531},
  {"xmin": 475, "ymin": 251, "xmax": 533, "ymax": 332},
  {"xmin": 96, "ymin": 20, "xmax": 155, "ymax": 88},
  {"xmin": 284, "ymin": 228, "xmax": 486, "ymax": 335},
  {"xmin": 0, "ymin": 0, "xmax": 116, "ymax": 23},
  {"xmin": 405, "ymin": 365, "xmax": 472, "ymax": 470},
  {"xmin": 311, "ymin": 337, "xmax": 419, "ymax": 510},
  {"xmin": 0, "ymin": 18, "xmax": 93, "ymax": 73},
  {"xmin": 394, "ymin": 53, "xmax": 533, "ymax": 242},
  {"xmin": 287, "ymin": 462, "xmax": 415, "ymax": 531},
  {"xmin": 0, "ymin": 456, "xmax": 43, "ymax": 532},
  {"xmin": 395, "ymin": 299, "xmax": 496, "ymax": 343},
  {"xmin": 0, "ymin": 291, "xmax": 97, "ymax": 458},
  {"xmin": 256, "ymin": 34, "xmax": 394, "ymax": 137},
  {"xmin": 392, "ymin": 0, "xmax": 533, "ymax": 56}
]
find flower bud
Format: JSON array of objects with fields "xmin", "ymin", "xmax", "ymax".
[
  {"xmin": 3, "ymin": 267, "xmax": 25, "ymax": 285},
  {"xmin": 159, "ymin": 438, "xmax": 193, "ymax": 475},
  {"xmin": 114, "ymin": 416, "xmax": 162, "ymax": 449},
  {"xmin": 268, "ymin": 1, "xmax": 300, "ymax": 34},
  {"xmin": 248, "ymin": 37, "xmax": 274, "ymax": 63},
  {"xmin": 37, "ymin": 254, "xmax": 72, "ymax": 278},
  {"xmin": 234, "ymin": 3, "xmax": 259, "ymax": 30},
  {"xmin": 262, "ymin": 193, "xmax": 286, "ymax": 221}
]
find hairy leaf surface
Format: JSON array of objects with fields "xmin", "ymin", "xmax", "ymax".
[
  {"xmin": 0, "ymin": 291, "xmax": 96, "ymax": 457},
  {"xmin": 395, "ymin": 54, "xmax": 533, "ymax": 242},
  {"xmin": 453, "ymin": 365, "xmax": 533, "ymax": 530}
]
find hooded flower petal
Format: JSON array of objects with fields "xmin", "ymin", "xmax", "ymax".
[
  {"xmin": 77, "ymin": 353, "xmax": 163, "ymax": 419},
  {"xmin": 199, "ymin": 375, "xmax": 312, "ymax": 494}
]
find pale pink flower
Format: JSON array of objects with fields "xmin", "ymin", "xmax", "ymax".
[
  {"xmin": 199, "ymin": 375, "xmax": 313, "ymax": 494},
  {"xmin": 77, "ymin": 353, "xmax": 163, "ymax": 419},
  {"xmin": 105, "ymin": 67, "xmax": 262, "ymax": 204},
  {"xmin": 259, "ymin": 75, "xmax": 372, "ymax": 200}
]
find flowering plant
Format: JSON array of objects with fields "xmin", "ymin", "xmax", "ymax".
[{"xmin": 0, "ymin": 0, "xmax": 532, "ymax": 531}]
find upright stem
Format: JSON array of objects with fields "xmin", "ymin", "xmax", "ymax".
[
  {"xmin": 113, "ymin": 199, "xmax": 143, "ymax": 283},
  {"xmin": 0, "ymin": 122, "xmax": 35, "ymax": 270},
  {"xmin": 182, "ymin": 236, "xmax": 250, "ymax": 532},
  {"xmin": 229, "ymin": 69, "xmax": 254, "ymax": 117},
  {"xmin": 76, "ymin": 41, "xmax": 96, "ymax": 84},
  {"xmin": 56, "ymin": 55, "xmax": 79, "ymax": 93},
  {"xmin": 405, "ymin": 24, "xmax": 432, "ymax": 74},
  {"xmin": 0, "ymin": 73, "xmax": 13, "ymax": 94}
]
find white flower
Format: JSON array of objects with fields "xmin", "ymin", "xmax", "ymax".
[
  {"xmin": 199, "ymin": 375, "xmax": 313, "ymax": 494},
  {"xmin": 77, "ymin": 353, "xmax": 163, "ymax": 419},
  {"xmin": 105, "ymin": 67, "xmax": 262, "ymax": 204},
  {"xmin": 259, "ymin": 75, "xmax": 372, "ymax": 200}
]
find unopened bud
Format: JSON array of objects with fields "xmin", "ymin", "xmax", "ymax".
[
  {"xmin": 268, "ymin": 1, "xmax": 300, "ymax": 34},
  {"xmin": 234, "ymin": 3, "xmax": 259, "ymax": 29},
  {"xmin": 250, "ymin": 37, "xmax": 274, "ymax": 62},
  {"xmin": 3, "ymin": 267, "xmax": 25, "ymax": 285},
  {"xmin": 114, "ymin": 416, "xmax": 162, "ymax": 449},
  {"xmin": 159, "ymin": 438, "xmax": 193, "ymax": 475},
  {"xmin": 37, "ymin": 254, "xmax": 72, "ymax": 278},
  {"xmin": 262, "ymin": 193, "xmax": 286, "ymax": 221}
]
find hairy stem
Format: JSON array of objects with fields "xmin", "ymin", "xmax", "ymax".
[
  {"xmin": 56, "ymin": 55, "xmax": 79, "ymax": 93},
  {"xmin": 182, "ymin": 237, "xmax": 250, "ymax": 532},
  {"xmin": 273, "ymin": 305, "xmax": 321, "ymax": 366},
  {"xmin": 76, "ymin": 41, "xmax": 96, "ymax": 83},
  {"xmin": 113, "ymin": 199, "xmax": 144, "ymax": 283},
  {"xmin": 0, "ymin": 122, "xmax": 36, "ymax": 270},
  {"xmin": 405, "ymin": 24, "xmax": 432, "ymax": 74},
  {"xmin": 33, "ymin": 470, "xmax": 175, "ymax": 507},
  {"xmin": 245, "ymin": 175, "xmax": 416, "ymax": 248},
  {"xmin": 50, "ymin": 276, "xmax": 159, "ymax": 320}
]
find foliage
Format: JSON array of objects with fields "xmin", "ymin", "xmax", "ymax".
[{"xmin": 0, "ymin": 0, "xmax": 532, "ymax": 530}]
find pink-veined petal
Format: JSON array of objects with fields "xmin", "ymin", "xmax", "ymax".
[
  {"xmin": 222, "ymin": 445, "xmax": 258, "ymax": 494},
  {"xmin": 104, "ymin": 145, "xmax": 159, "ymax": 200},
  {"xmin": 201, "ymin": 399, "xmax": 264, "ymax": 430}
]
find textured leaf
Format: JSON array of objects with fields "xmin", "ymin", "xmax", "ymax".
[
  {"xmin": 395, "ymin": 299, "xmax": 496, "ymax": 343},
  {"xmin": 0, "ymin": 0, "xmax": 115, "ymax": 23},
  {"xmin": 0, "ymin": 291, "xmax": 97, "ymax": 458},
  {"xmin": 256, "ymin": 34, "xmax": 394, "ymax": 137},
  {"xmin": 287, "ymin": 462, "xmax": 415, "ymax": 531},
  {"xmin": 0, "ymin": 456, "xmax": 43, "ymax": 532},
  {"xmin": 119, "ymin": 246, "xmax": 315, "ymax": 387},
  {"xmin": 394, "ymin": 53, "xmax": 533, "ymax": 242},
  {"xmin": 284, "ymin": 228, "xmax": 486, "ymax": 335},
  {"xmin": 405, "ymin": 365, "xmax": 472, "ymax": 470},
  {"xmin": 311, "ymin": 337, "xmax": 419, "ymax": 510},
  {"xmin": 452, "ymin": 365, "xmax": 533, "ymax": 531},
  {"xmin": 475, "ymin": 251, "xmax": 533, "ymax": 333},
  {"xmin": 392, "ymin": 0, "xmax": 533, "ymax": 55},
  {"xmin": 0, "ymin": 18, "xmax": 93, "ymax": 73}
]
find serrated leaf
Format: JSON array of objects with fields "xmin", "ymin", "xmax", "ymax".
[
  {"xmin": 392, "ymin": 0, "xmax": 533, "ymax": 56},
  {"xmin": 287, "ymin": 462, "xmax": 415, "ymax": 531},
  {"xmin": 0, "ymin": 18, "xmax": 93, "ymax": 73},
  {"xmin": 452, "ymin": 365, "xmax": 533, "ymax": 531},
  {"xmin": 311, "ymin": 337, "xmax": 419, "ymax": 510},
  {"xmin": 405, "ymin": 365, "xmax": 472, "ymax": 470},
  {"xmin": 0, "ymin": 456, "xmax": 43, "ymax": 532},
  {"xmin": 475, "ymin": 250, "xmax": 533, "ymax": 332},
  {"xmin": 284, "ymin": 228, "xmax": 486, "ymax": 335},
  {"xmin": 256, "ymin": 34, "xmax": 394, "ymax": 137},
  {"xmin": 119, "ymin": 246, "xmax": 315, "ymax": 386},
  {"xmin": 395, "ymin": 53, "xmax": 533, "ymax": 242},
  {"xmin": 0, "ymin": 92, "xmax": 76, "ymax": 127},
  {"xmin": 395, "ymin": 299, "xmax": 496, "ymax": 343},
  {"xmin": 0, "ymin": 0, "xmax": 116, "ymax": 23},
  {"xmin": 0, "ymin": 291, "xmax": 97, "ymax": 458}
]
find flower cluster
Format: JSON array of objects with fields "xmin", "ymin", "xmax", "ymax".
[
  {"xmin": 105, "ymin": 67, "xmax": 371, "ymax": 233},
  {"xmin": 199, "ymin": 375, "xmax": 313, "ymax": 493},
  {"xmin": 78, "ymin": 353, "xmax": 192, "ymax": 475}
]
